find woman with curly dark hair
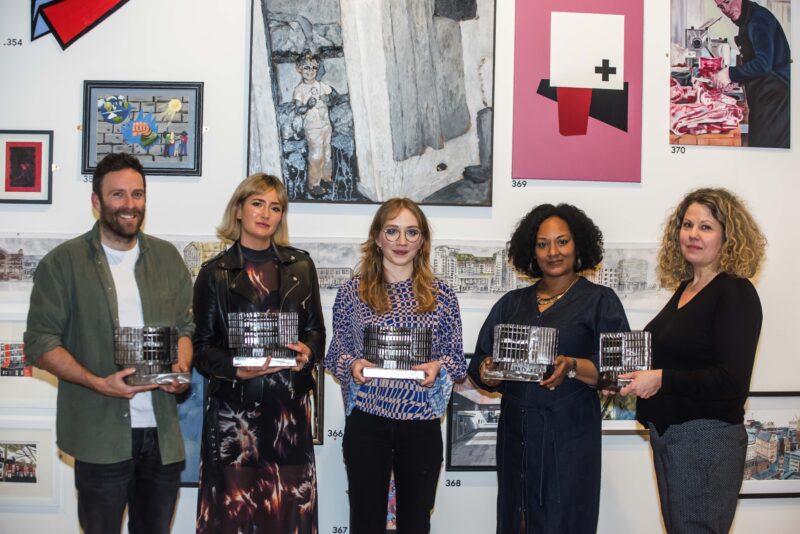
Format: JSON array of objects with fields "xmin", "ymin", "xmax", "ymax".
[
  {"xmin": 620, "ymin": 188, "xmax": 766, "ymax": 533},
  {"xmin": 467, "ymin": 203, "xmax": 629, "ymax": 534}
]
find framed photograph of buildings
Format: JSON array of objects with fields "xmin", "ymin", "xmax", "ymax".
[
  {"xmin": 0, "ymin": 130, "xmax": 53, "ymax": 204},
  {"xmin": 0, "ymin": 415, "xmax": 60, "ymax": 511},
  {"xmin": 446, "ymin": 356, "xmax": 500, "ymax": 471},
  {"xmin": 248, "ymin": 0, "xmax": 495, "ymax": 205},
  {"xmin": 81, "ymin": 81, "xmax": 204, "ymax": 176},
  {"xmin": 740, "ymin": 392, "xmax": 800, "ymax": 498}
]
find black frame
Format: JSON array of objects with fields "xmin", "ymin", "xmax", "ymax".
[
  {"xmin": 446, "ymin": 354, "xmax": 500, "ymax": 472},
  {"xmin": 81, "ymin": 80, "xmax": 203, "ymax": 176},
  {"xmin": 0, "ymin": 129, "xmax": 53, "ymax": 204}
]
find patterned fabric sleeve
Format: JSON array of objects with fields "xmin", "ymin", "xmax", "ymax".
[
  {"xmin": 433, "ymin": 282, "xmax": 466, "ymax": 381},
  {"xmin": 324, "ymin": 278, "xmax": 359, "ymax": 383}
]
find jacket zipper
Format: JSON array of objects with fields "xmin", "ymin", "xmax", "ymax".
[{"xmin": 280, "ymin": 277, "xmax": 300, "ymax": 313}]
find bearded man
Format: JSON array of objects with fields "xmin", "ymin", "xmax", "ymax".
[{"xmin": 24, "ymin": 152, "xmax": 194, "ymax": 534}]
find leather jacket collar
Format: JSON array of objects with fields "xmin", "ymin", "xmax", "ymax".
[{"xmin": 216, "ymin": 241, "xmax": 299, "ymax": 271}]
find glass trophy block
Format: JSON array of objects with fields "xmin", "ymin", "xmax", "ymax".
[
  {"xmin": 597, "ymin": 331, "xmax": 652, "ymax": 390},
  {"xmin": 362, "ymin": 325, "xmax": 433, "ymax": 380},
  {"xmin": 114, "ymin": 326, "xmax": 190, "ymax": 385},
  {"xmin": 484, "ymin": 324, "xmax": 558, "ymax": 382},
  {"xmin": 227, "ymin": 312, "xmax": 299, "ymax": 367}
]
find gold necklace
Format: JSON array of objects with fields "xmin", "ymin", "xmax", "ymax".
[{"xmin": 537, "ymin": 276, "xmax": 579, "ymax": 306}]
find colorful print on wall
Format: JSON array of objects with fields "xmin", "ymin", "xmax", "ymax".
[
  {"xmin": 31, "ymin": 0, "xmax": 129, "ymax": 50},
  {"xmin": 81, "ymin": 81, "xmax": 203, "ymax": 176},
  {"xmin": 1, "ymin": 342, "xmax": 32, "ymax": 377},
  {"xmin": 248, "ymin": 0, "xmax": 496, "ymax": 205},
  {"xmin": 0, "ymin": 130, "xmax": 53, "ymax": 204},
  {"xmin": 670, "ymin": 0, "xmax": 791, "ymax": 148},
  {"xmin": 511, "ymin": 0, "xmax": 643, "ymax": 183}
]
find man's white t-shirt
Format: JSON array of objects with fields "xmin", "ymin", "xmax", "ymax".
[{"xmin": 103, "ymin": 242, "xmax": 157, "ymax": 428}]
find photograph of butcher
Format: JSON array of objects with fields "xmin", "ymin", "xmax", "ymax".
[{"xmin": 670, "ymin": 0, "xmax": 790, "ymax": 148}]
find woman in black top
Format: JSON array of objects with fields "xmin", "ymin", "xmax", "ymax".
[
  {"xmin": 620, "ymin": 188, "xmax": 766, "ymax": 534},
  {"xmin": 193, "ymin": 173, "xmax": 324, "ymax": 533}
]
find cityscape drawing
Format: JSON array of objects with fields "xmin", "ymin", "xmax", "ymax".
[
  {"xmin": 741, "ymin": 395, "xmax": 800, "ymax": 495},
  {"xmin": 1, "ymin": 236, "xmax": 670, "ymax": 315}
]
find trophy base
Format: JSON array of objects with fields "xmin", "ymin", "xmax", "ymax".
[
  {"xmin": 232, "ymin": 357, "xmax": 297, "ymax": 367},
  {"xmin": 598, "ymin": 372, "xmax": 633, "ymax": 391},
  {"xmin": 125, "ymin": 372, "xmax": 191, "ymax": 386},
  {"xmin": 483, "ymin": 368, "xmax": 551, "ymax": 382},
  {"xmin": 363, "ymin": 368, "xmax": 425, "ymax": 380}
]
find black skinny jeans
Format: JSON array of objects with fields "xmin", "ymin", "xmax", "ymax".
[
  {"xmin": 343, "ymin": 409, "xmax": 443, "ymax": 534},
  {"xmin": 74, "ymin": 427, "xmax": 183, "ymax": 534}
]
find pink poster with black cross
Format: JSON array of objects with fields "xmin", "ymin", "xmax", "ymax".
[{"xmin": 511, "ymin": 0, "xmax": 643, "ymax": 182}]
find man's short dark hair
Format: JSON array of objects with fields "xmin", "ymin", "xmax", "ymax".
[{"xmin": 92, "ymin": 153, "xmax": 146, "ymax": 196}]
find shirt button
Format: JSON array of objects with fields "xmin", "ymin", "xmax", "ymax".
[{"xmin": 123, "ymin": 412, "xmax": 129, "ymax": 418}]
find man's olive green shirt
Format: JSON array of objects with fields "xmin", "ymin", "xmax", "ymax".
[{"xmin": 24, "ymin": 223, "xmax": 194, "ymax": 464}]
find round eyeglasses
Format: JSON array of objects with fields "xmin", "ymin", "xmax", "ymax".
[{"xmin": 383, "ymin": 227, "xmax": 422, "ymax": 243}]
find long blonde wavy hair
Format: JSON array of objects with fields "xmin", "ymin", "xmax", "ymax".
[
  {"xmin": 657, "ymin": 187, "xmax": 766, "ymax": 288},
  {"xmin": 357, "ymin": 198, "xmax": 436, "ymax": 313}
]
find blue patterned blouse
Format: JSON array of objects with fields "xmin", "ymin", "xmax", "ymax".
[{"xmin": 325, "ymin": 277, "xmax": 466, "ymax": 420}]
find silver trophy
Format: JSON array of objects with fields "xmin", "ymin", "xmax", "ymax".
[
  {"xmin": 597, "ymin": 331, "xmax": 652, "ymax": 391},
  {"xmin": 362, "ymin": 325, "xmax": 433, "ymax": 380},
  {"xmin": 227, "ymin": 312, "xmax": 299, "ymax": 367},
  {"xmin": 114, "ymin": 326, "xmax": 190, "ymax": 385},
  {"xmin": 484, "ymin": 324, "xmax": 559, "ymax": 382}
]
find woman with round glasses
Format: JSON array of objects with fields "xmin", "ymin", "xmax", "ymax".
[{"xmin": 325, "ymin": 197, "xmax": 466, "ymax": 534}]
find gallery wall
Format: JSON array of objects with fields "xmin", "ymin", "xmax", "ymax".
[{"xmin": 0, "ymin": 0, "xmax": 798, "ymax": 532}]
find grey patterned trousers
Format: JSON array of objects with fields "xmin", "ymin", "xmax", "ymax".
[{"xmin": 648, "ymin": 419, "xmax": 747, "ymax": 534}]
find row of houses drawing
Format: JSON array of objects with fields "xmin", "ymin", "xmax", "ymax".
[
  {"xmin": 2, "ymin": 240, "xmax": 662, "ymax": 298},
  {"xmin": 744, "ymin": 418, "xmax": 800, "ymax": 481}
]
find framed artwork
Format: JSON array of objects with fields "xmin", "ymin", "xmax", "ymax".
[
  {"xmin": 669, "ymin": 0, "xmax": 790, "ymax": 148},
  {"xmin": 511, "ymin": 0, "xmax": 643, "ymax": 182},
  {"xmin": 248, "ymin": 0, "xmax": 495, "ymax": 205},
  {"xmin": 31, "ymin": 0, "xmax": 129, "ymax": 50},
  {"xmin": 739, "ymin": 392, "xmax": 800, "ymax": 498},
  {"xmin": 310, "ymin": 358, "xmax": 324, "ymax": 445},
  {"xmin": 446, "ymin": 356, "xmax": 500, "ymax": 471},
  {"xmin": 600, "ymin": 392, "xmax": 644, "ymax": 435},
  {"xmin": 177, "ymin": 369, "xmax": 205, "ymax": 487},
  {"xmin": 0, "ymin": 415, "xmax": 60, "ymax": 511},
  {"xmin": 81, "ymin": 81, "xmax": 203, "ymax": 176},
  {"xmin": 0, "ymin": 130, "xmax": 53, "ymax": 204},
  {"xmin": 1, "ymin": 341, "xmax": 32, "ymax": 377}
]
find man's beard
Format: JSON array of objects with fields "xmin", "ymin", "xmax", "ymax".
[{"xmin": 99, "ymin": 202, "xmax": 145, "ymax": 240}]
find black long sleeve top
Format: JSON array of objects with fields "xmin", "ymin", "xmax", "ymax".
[{"xmin": 637, "ymin": 273, "xmax": 762, "ymax": 435}]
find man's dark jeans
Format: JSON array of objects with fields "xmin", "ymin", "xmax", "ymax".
[{"xmin": 74, "ymin": 427, "xmax": 183, "ymax": 534}]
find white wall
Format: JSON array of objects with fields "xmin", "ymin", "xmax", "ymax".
[{"xmin": 0, "ymin": 0, "xmax": 798, "ymax": 532}]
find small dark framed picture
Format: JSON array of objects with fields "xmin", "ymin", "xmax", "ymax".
[
  {"xmin": 0, "ymin": 130, "xmax": 53, "ymax": 204},
  {"xmin": 739, "ymin": 392, "xmax": 800, "ymax": 498},
  {"xmin": 446, "ymin": 355, "xmax": 501, "ymax": 471},
  {"xmin": 82, "ymin": 81, "xmax": 203, "ymax": 176}
]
